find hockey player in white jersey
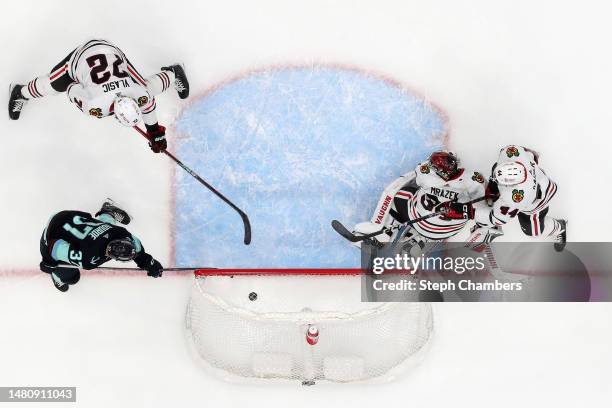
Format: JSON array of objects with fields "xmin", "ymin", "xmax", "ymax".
[
  {"xmin": 8, "ymin": 39, "xmax": 189, "ymax": 153},
  {"xmin": 437, "ymin": 145, "xmax": 567, "ymax": 251},
  {"xmin": 353, "ymin": 151, "xmax": 486, "ymax": 245}
]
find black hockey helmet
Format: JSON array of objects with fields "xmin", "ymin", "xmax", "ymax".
[
  {"xmin": 106, "ymin": 238, "xmax": 137, "ymax": 262},
  {"xmin": 428, "ymin": 151, "xmax": 460, "ymax": 180}
]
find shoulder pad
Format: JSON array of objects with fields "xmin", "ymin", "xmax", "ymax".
[
  {"xmin": 503, "ymin": 145, "xmax": 522, "ymax": 159},
  {"xmin": 471, "ymin": 171, "xmax": 485, "ymax": 183},
  {"xmin": 419, "ymin": 163, "xmax": 430, "ymax": 174}
]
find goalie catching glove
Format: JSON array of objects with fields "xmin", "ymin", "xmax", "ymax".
[
  {"xmin": 436, "ymin": 201, "xmax": 475, "ymax": 220},
  {"xmin": 145, "ymin": 124, "xmax": 167, "ymax": 153}
]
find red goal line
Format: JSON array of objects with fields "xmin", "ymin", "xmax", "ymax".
[{"xmin": 194, "ymin": 268, "xmax": 363, "ymax": 277}]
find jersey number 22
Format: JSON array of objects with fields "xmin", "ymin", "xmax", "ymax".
[{"xmin": 86, "ymin": 54, "xmax": 129, "ymax": 85}]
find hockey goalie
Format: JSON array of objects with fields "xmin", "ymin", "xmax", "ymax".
[{"xmin": 353, "ymin": 150, "xmax": 490, "ymax": 250}]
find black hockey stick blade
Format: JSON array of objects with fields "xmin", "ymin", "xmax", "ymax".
[
  {"xmin": 331, "ymin": 220, "xmax": 386, "ymax": 243},
  {"xmin": 235, "ymin": 208, "xmax": 252, "ymax": 245},
  {"xmin": 331, "ymin": 220, "xmax": 359, "ymax": 242}
]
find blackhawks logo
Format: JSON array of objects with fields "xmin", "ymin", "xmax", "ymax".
[
  {"xmin": 512, "ymin": 189, "xmax": 524, "ymax": 203},
  {"xmin": 88, "ymin": 107, "xmax": 103, "ymax": 118},
  {"xmin": 471, "ymin": 171, "xmax": 485, "ymax": 183},
  {"xmin": 506, "ymin": 146, "xmax": 520, "ymax": 158},
  {"xmin": 137, "ymin": 96, "xmax": 149, "ymax": 107},
  {"xmin": 420, "ymin": 164, "xmax": 430, "ymax": 174}
]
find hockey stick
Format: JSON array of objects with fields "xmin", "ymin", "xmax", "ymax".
[
  {"xmin": 332, "ymin": 195, "xmax": 487, "ymax": 243},
  {"xmin": 331, "ymin": 220, "xmax": 399, "ymax": 243},
  {"xmin": 95, "ymin": 266, "xmax": 216, "ymax": 271},
  {"xmin": 133, "ymin": 126, "xmax": 252, "ymax": 245}
]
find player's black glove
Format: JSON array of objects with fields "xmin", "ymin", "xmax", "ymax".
[
  {"xmin": 135, "ymin": 252, "xmax": 164, "ymax": 278},
  {"xmin": 145, "ymin": 124, "xmax": 167, "ymax": 153},
  {"xmin": 145, "ymin": 258, "xmax": 163, "ymax": 278},
  {"xmin": 485, "ymin": 179, "xmax": 500, "ymax": 206},
  {"xmin": 436, "ymin": 201, "xmax": 475, "ymax": 220},
  {"xmin": 39, "ymin": 260, "xmax": 59, "ymax": 273}
]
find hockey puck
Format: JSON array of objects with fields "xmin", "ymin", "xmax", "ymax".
[{"xmin": 248, "ymin": 292, "xmax": 258, "ymax": 301}]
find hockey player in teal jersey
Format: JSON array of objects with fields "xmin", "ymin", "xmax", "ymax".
[{"xmin": 40, "ymin": 200, "xmax": 163, "ymax": 292}]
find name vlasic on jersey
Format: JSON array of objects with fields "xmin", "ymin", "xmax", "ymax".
[
  {"xmin": 405, "ymin": 162, "xmax": 486, "ymax": 240},
  {"xmin": 64, "ymin": 40, "xmax": 155, "ymax": 119},
  {"xmin": 484, "ymin": 145, "xmax": 557, "ymax": 226}
]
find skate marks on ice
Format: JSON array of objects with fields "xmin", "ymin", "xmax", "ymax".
[{"xmin": 174, "ymin": 66, "xmax": 447, "ymax": 268}]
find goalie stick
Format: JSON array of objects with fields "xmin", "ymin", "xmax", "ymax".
[
  {"xmin": 133, "ymin": 126, "xmax": 252, "ymax": 245},
  {"xmin": 332, "ymin": 195, "xmax": 487, "ymax": 243},
  {"xmin": 331, "ymin": 220, "xmax": 398, "ymax": 243}
]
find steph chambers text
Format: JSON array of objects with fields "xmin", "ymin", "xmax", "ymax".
[{"xmin": 372, "ymin": 279, "xmax": 523, "ymax": 292}]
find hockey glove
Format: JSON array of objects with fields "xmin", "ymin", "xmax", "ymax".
[
  {"xmin": 485, "ymin": 179, "xmax": 500, "ymax": 206},
  {"xmin": 146, "ymin": 124, "xmax": 167, "ymax": 153},
  {"xmin": 145, "ymin": 258, "xmax": 163, "ymax": 278},
  {"xmin": 135, "ymin": 252, "xmax": 164, "ymax": 278},
  {"xmin": 437, "ymin": 201, "xmax": 475, "ymax": 220},
  {"xmin": 39, "ymin": 260, "xmax": 60, "ymax": 273}
]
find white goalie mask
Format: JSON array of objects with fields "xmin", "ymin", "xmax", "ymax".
[
  {"xmin": 113, "ymin": 96, "xmax": 141, "ymax": 127},
  {"xmin": 495, "ymin": 161, "xmax": 527, "ymax": 186}
]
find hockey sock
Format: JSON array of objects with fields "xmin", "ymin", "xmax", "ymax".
[
  {"xmin": 146, "ymin": 71, "xmax": 176, "ymax": 95},
  {"xmin": 545, "ymin": 218, "xmax": 564, "ymax": 237},
  {"xmin": 20, "ymin": 76, "xmax": 56, "ymax": 99}
]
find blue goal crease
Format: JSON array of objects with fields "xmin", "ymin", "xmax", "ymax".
[{"xmin": 174, "ymin": 67, "xmax": 446, "ymax": 268}]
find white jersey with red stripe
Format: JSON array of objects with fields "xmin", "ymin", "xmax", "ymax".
[
  {"xmin": 406, "ymin": 162, "xmax": 486, "ymax": 240},
  {"xmin": 53, "ymin": 39, "xmax": 158, "ymax": 124},
  {"xmin": 475, "ymin": 145, "xmax": 558, "ymax": 227},
  {"xmin": 66, "ymin": 80, "xmax": 154, "ymax": 121}
]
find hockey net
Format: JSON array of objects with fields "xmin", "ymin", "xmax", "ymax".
[{"xmin": 185, "ymin": 268, "xmax": 433, "ymax": 385}]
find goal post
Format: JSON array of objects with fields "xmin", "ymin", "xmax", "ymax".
[{"xmin": 186, "ymin": 268, "xmax": 433, "ymax": 385}]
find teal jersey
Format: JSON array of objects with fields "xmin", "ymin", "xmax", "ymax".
[{"xmin": 41, "ymin": 210, "xmax": 143, "ymax": 270}]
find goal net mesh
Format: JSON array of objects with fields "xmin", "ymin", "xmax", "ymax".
[{"xmin": 186, "ymin": 269, "xmax": 433, "ymax": 384}]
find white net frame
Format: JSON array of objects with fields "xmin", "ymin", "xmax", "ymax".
[{"xmin": 185, "ymin": 269, "xmax": 433, "ymax": 385}]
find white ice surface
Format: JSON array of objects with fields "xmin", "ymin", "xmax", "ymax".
[{"xmin": 1, "ymin": 0, "xmax": 611, "ymax": 406}]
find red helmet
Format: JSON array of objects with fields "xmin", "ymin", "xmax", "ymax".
[{"xmin": 429, "ymin": 151, "xmax": 459, "ymax": 180}]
